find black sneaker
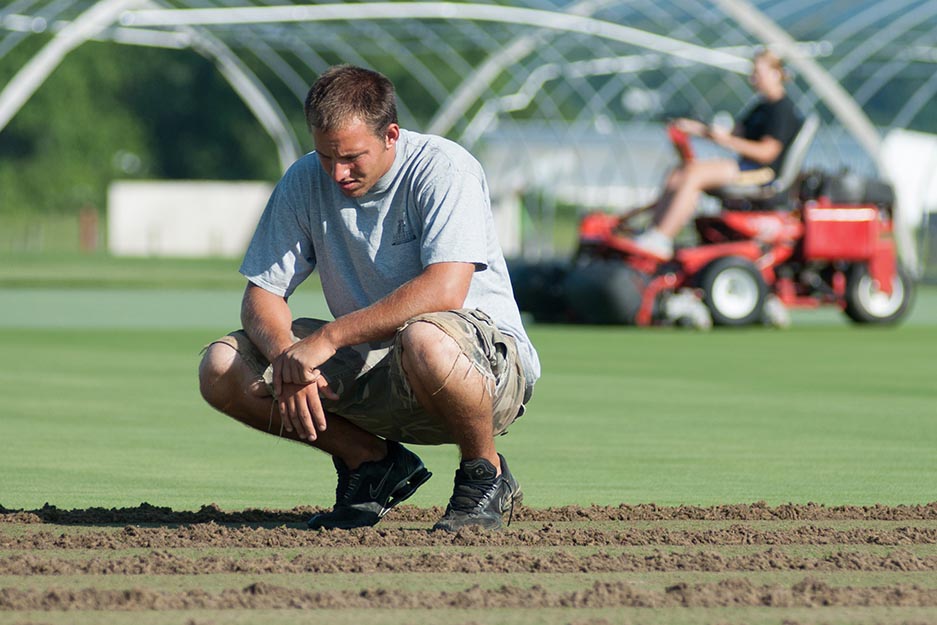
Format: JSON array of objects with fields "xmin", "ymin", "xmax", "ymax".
[
  {"xmin": 432, "ymin": 454, "xmax": 523, "ymax": 532},
  {"xmin": 307, "ymin": 441, "xmax": 431, "ymax": 530}
]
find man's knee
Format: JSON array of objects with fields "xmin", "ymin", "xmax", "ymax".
[
  {"xmin": 398, "ymin": 320, "xmax": 464, "ymax": 378},
  {"xmin": 198, "ymin": 342, "xmax": 238, "ymax": 410}
]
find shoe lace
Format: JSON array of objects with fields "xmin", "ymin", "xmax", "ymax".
[
  {"xmin": 449, "ymin": 474, "xmax": 516, "ymax": 526},
  {"xmin": 334, "ymin": 465, "xmax": 361, "ymax": 506},
  {"xmin": 505, "ymin": 480, "xmax": 516, "ymax": 527}
]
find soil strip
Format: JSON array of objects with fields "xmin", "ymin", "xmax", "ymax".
[
  {"xmin": 4, "ymin": 548, "xmax": 937, "ymax": 575},
  {"xmin": 3, "ymin": 523, "xmax": 937, "ymax": 550},
  {"xmin": 3, "ymin": 578, "xmax": 937, "ymax": 610}
]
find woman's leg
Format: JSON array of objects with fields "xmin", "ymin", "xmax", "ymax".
[{"xmin": 653, "ymin": 158, "xmax": 739, "ymax": 238}]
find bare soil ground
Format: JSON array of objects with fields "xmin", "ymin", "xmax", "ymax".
[{"xmin": 2, "ymin": 503, "xmax": 937, "ymax": 624}]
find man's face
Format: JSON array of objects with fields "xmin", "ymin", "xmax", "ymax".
[{"xmin": 314, "ymin": 119, "xmax": 399, "ymax": 198}]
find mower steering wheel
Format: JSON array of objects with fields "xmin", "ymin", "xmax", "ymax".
[{"xmin": 668, "ymin": 123, "xmax": 694, "ymax": 163}]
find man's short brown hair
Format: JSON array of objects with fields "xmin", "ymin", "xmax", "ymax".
[{"xmin": 304, "ymin": 65, "xmax": 398, "ymax": 136}]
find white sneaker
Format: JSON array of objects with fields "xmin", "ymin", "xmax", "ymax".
[
  {"xmin": 762, "ymin": 294, "xmax": 791, "ymax": 328},
  {"xmin": 664, "ymin": 289, "xmax": 712, "ymax": 329},
  {"xmin": 630, "ymin": 229, "xmax": 674, "ymax": 260}
]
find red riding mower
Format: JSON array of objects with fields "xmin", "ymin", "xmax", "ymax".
[{"xmin": 509, "ymin": 116, "xmax": 915, "ymax": 328}]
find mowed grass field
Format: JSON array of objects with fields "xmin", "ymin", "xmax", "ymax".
[
  {"xmin": 2, "ymin": 318, "xmax": 937, "ymax": 509},
  {"xmin": 1, "ymin": 254, "xmax": 936, "ymax": 624},
  {"xmin": 1, "ymin": 254, "xmax": 935, "ymax": 509}
]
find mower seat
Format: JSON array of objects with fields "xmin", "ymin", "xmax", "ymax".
[{"xmin": 711, "ymin": 113, "xmax": 820, "ymax": 208}]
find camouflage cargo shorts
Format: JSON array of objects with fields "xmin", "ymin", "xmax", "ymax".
[{"xmin": 210, "ymin": 308, "xmax": 530, "ymax": 445}]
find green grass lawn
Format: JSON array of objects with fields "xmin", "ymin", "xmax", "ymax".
[
  {"xmin": 0, "ymin": 252, "xmax": 247, "ymax": 290},
  {"xmin": 1, "ymin": 291, "xmax": 935, "ymax": 511}
]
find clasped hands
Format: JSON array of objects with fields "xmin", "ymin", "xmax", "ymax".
[{"xmin": 272, "ymin": 336, "xmax": 339, "ymax": 442}]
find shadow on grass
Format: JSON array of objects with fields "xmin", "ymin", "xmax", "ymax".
[
  {"xmin": 4, "ymin": 501, "xmax": 937, "ymax": 528},
  {"xmin": 0, "ymin": 502, "xmax": 315, "ymax": 528}
]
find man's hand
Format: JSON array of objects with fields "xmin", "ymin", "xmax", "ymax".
[
  {"xmin": 272, "ymin": 331, "xmax": 340, "ymax": 441},
  {"xmin": 277, "ymin": 379, "xmax": 339, "ymax": 442},
  {"xmin": 272, "ymin": 333, "xmax": 338, "ymax": 394}
]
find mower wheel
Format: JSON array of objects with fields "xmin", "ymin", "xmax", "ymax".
[
  {"xmin": 699, "ymin": 256, "xmax": 766, "ymax": 326},
  {"xmin": 562, "ymin": 259, "xmax": 650, "ymax": 324},
  {"xmin": 844, "ymin": 263, "xmax": 914, "ymax": 324},
  {"xmin": 507, "ymin": 260, "xmax": 571, "ymax": 322}
]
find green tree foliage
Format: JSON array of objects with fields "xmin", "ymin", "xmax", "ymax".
[{"xmin": 0, "ymin": 41, "xmax": 281, "ymax": 216}]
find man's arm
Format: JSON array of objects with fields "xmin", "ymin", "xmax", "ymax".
[
  {"xmin": 272, "ymin": 261, "xmax": 475, "ymax": 442},
  {"xmin": 240, "ymin": 282, "xmax": 336, "ymax": 441},
  {"xmin": 240, "ymin": 282, "xmax": 295, "ymax": 363},
  {"xmin": 276, "ymin": 261, "xmax": 474, "ymax": 386},
  {"xmin": 324, "ymin": 261, "xmax": 473, "ymax": 350}
]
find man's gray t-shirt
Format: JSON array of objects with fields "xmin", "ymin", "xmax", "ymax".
[{"xmin": 240, "ymin": 128, "xmax": 540, "ymax": 387}]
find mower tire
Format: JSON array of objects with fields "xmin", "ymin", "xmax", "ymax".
[
  {"xmin": 562, "ymin": 259, "xmax": 650, "ymax": 324},
  {"xmin": 507, "ymin": 259, "xmax": 571, "ymax": 322},
  {"xmin": 844, "ymin": 262, "xmax": 914, "ymax": 324},
  {"xmin": 699, "ymin": 256, "xmax": 766, "ymax": 326}
]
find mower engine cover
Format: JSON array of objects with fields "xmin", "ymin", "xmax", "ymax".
[{"xmin": 820, "ymin": 171, "xmax": 895, "ymax": 211}]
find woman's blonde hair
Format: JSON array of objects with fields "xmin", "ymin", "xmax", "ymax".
[{"xmin": 755, "ymin": 49, "xmax": 790, "ymax": 81}]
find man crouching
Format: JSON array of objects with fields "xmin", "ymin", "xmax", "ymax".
[{"xmin": 198, "ymin": 65, "xmax": 539, "ymax": 531}]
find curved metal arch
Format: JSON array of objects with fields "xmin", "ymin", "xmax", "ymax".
[
  {"xmin": 893, "ymin": 67, "xmax": 937, "ymax": 130},
  {"xmin": 822, "ymin": 0, "xmax": 918, "ymax": 55},
  {"xmin": 649, "ymin": 14, "xmax": 755, "ymax": 121},
  {"xmin": 398, "ymin": 20, "xmax": 475, "ymax": 79},
  {"xmin": 0, "ymin": 0, "xmax": 143, "ymax": 132},
  {"xmin": 519, "ymin": 39, "xmax": 582, "ymax": 122},
  {"xmin": 459, "ymin": 51, "xmax": 733, "ymax": 148},
  {"xmin": 826, "ymin": 0, "xmax": 937, "ymax": 85},
  {"xmin": 210, "ymin": 0, "xmax": 310, "ymax": 100},
  {"xmin": 345, "ymin": 19, "xmax": 452, "ymax": 106},
  {"xmin": 429, "ymin": 29, "xmax": 551, "ymax": 136},
  {"xmin": 231, "ymin": 30, "xmax": 310, "ymax": 100},
  {"xmin": 761, "ymin": 0, "xmax": 827, "ymax": 30},
  {"xmin": 515, "ymin": 9, "xmax": 651, "ymax": 128},
  {"xmin": 428, "ymin": 0, "xmax": 614, "ymax": 136},
  {"xmin": 286, "ymin": 21, "xmax": 423, "ymax": 125},
  {"xmin": 614, "ymin": 2, "xmax": 757, "ymax": 123},
  {"xmin": 119, "ymin": 2, "xmax": 751, "ymax": 72},
  {"xmin": 435, "ymin": 0, "xmax": 800, "ymax": 143},
  {"xmin": 579, "ymin": 0, "xmax": 737, "ymax": 122},
  {"xmin": 182, "ymin": 25, "xmax": 303, "ymax": 169},
  {"xmin": 0, "ymin": 0, "xmax": 42, "ymax": 17},
  {"xmin": 118, "ymin": 1, "xmax": 755, "ymax": 139},
  {"xmin": 112, "ymin": 0, "xmax": 883, "ymax": 168},
  {"xmin": 1, "ymin": 1, "xmax": 904, "ymax": 179},
  {"xmin": 849, "ymin": 27, "xmax": 936, "ymax": 119},
  {"xmin": 0, "ymin": 0, "xmax": 78, "ymax": 61},
  {"xmin": 0, "ymin": 0, "xmax": 303, "ymax": 171}
]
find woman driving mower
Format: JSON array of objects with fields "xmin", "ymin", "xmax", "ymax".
[{"xmin": 631, "ymin": 49, "xmax": 803, "ymax": 260}]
